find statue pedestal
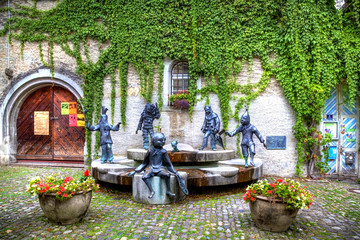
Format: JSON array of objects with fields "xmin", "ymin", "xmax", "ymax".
[{"xmin": 132, "ymin": 172, "xmax": 187, "ymax": 205}]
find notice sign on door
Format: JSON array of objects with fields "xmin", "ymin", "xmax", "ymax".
[
  {"xmin": 61, "ymin": 102, "xmax": 69, "ymax": 115},
  {"xmin": 69, "ymin": 114, "xmax": 77, "ymax": 127},
  {"xmin": 77, "ymin": 114, "xmax": 85, "ymax": 127},
  {"xmin": 34, "ymin": 111, "xmax": 49, "ymax": 135},
  {"xmin": 69, "ymin": 102, "xmax": 77, "ymax": 115}
]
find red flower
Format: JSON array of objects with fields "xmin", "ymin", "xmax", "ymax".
[
  {"xmin": 63, "ymin": 193, "xmax": 68, "ymax": 197},
  {"xmin": 250, "ymin": 197, "xmax": 255, "ymax": 201},
  {"xmin": 309, "ymin": 201, "xmax": 313, "ymax": 206},
  {"xmin": 277, "ymin": 179, "xmax": 283, "ymax": 183},
  {"xmin": 64, "ymin": 176, "xmax": 72, "ymax": 183},
  {"xmin": 60, "ymin": 186, "xmax": 65, "ymax": 192},
  {"xmin": 253, "ymin": 190, "xmax": 256, "ymax": 194},
  {"xmin": 267, "ymin": 190, "xmax": 272, "ymax": 194},
  {"xmin": 270, "ymin": 183, "xmax": 275, "ymax": 188},
  {"xmin": 243, "ymin": 195, "xmax": 246, "ymax": 201},
  {"xmin": 84, "ymin": 169, "xmax": 90, "ymax": 177},
  {"xmin": 57, "ymin": 191, "xmax": 61, "ymax": 195}
]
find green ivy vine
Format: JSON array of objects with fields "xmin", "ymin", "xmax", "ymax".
[{"xmin": 1, "ymin": 0, "xmax": 359, "ymax": 175}]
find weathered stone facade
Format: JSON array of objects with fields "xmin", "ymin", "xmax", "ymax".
[{"xmin": 0, "ymin": 1, "xmax": 298, "ymax": 177}]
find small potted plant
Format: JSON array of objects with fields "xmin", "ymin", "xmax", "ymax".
[
  {"xmin": 169, "ymin": 90, "xmax": 190, "ymax": 109},
  {"xmin": 243, "ymin": 178, "xmax": 313, "ymax": 232},
  {"xmin": 27, "ymin": 169, "xmax": 99, "ymax": 225}
]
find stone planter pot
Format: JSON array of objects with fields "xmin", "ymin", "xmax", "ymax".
[
  {"xmin": 249, "ymin": 195, "xmax": 299, "ymax": 232},
  {"xmin": 38, "ymin": 191, "xmax": 92, "ymax": 225}
]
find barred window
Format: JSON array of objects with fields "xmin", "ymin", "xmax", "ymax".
[{"xmin": 171, "ymin": 62, "xmax": 189, "ymax": 94}]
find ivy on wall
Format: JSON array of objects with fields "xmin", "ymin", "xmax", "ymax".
[{"xmin": 0, "ymin": 0, "xmax": 359, "ymax": 175}]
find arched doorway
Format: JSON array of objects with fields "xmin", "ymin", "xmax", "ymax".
[{"xmin": 16, "ymin": 86, "xmax": 85, "ymax": 162}]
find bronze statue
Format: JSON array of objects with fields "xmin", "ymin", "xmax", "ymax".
[
  {"xmin": 84, "ymin": 106, "xmax": 121, "ymax": 164},
  {"xmin": 171, "ymin": 140, "xmax": 180, "ymax": 153},
  {"xmin": 136, "ymin": 103, "xmax": 161, "ymax": 150},
  {"xmin": 200, "ymin": 105, "xmax": 220, "ymax": 151},
  {"xmin": 128, "ymin": 133, "xmax": 188, "ymax": 198},
  {"xmin": 226, "ymin": 109, "xmax": 266, "ymax": 167}
]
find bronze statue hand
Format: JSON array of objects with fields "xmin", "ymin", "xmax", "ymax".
[
  {"xmin": 225, "ymin": 131, "xmax": 230, "ymax": 136},
  {"xmin": 128, "ymin": 171, "xmax": 136, "ymax": 177},
  {"xmin": 263, "ymin": 142, "xmax": 267, "ymax": 148}
]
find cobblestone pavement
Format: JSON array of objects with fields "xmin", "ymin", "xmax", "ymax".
[{"xmin": 0, "ymin": 166, "xmax": 359, "ymax": 240}]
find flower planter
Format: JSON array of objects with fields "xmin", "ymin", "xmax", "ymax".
[
  {"xmin": 172, "ymin": 99, "xmax": 190, "ymax": 109},
  {"xmin": 38, "ymin": 191, "xmax": 92, "ymax": 225},
  {"xmin": 249, "ymin": 195, "xmax": 299, "ymax": 232}
]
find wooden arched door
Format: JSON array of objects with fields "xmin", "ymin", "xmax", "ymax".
[{"xmin": 17, "ymin": 86, "xmax": 85, "ymax": 162}]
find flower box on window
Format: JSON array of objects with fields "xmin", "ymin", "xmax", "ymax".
[{"xmin": 169, "ymin": 90, "xmax": 190, "ymax": 109}]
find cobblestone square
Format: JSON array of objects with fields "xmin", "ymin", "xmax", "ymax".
[{"xmin": 0, "ymin": 166, "xmax": 359, "ymax": 240}]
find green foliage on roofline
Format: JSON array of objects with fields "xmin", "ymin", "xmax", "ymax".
[{"xmin": 1, "ymin": 0, "xmax": 359, "ymax": 175}]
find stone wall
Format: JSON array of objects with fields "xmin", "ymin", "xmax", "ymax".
[{"xmin": 0, "ymin": 1, "xmax": 298, "ymax": 176}]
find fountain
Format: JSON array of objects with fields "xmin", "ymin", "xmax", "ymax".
[
  {"xmin": 91, "ymin": 143, "xmax": 263, "ymax": 188},
  {"xmin": 91, "ymin": 106, "xmax": 264, "ymax": 191}
]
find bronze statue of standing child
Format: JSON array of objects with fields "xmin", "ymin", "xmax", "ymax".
[
  {"xmin": 226, "ymin": 109, "xmax": 266, "ymax": 168},
  {"xmin": 84, "ymin": 106, "xmax": 121, "ymax": 164}
]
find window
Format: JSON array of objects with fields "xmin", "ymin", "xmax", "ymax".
[{"xmin": 171, "ymin": 62, "xmax": 189, "ymax": 94}]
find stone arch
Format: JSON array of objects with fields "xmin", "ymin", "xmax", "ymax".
[{"xmin": 0, "ymin": 68, "xmax": 83, "ymax": 165}]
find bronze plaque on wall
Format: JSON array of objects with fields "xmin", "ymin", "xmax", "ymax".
[{"xmin": 34, "ymin": 111, "xmax": 49, "ymax": 135}]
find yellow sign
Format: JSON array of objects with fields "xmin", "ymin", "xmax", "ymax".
[
  {"xmin": 34, "ymin": 111, "xmax": 49, "ymax": 135},
  {"xmin": 77, "ymin": 114, "xmax": 85, "ymax": 127}
]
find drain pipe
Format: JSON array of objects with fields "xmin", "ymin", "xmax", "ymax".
[{"xmin": 7, "ymin": 0, "xmax": 10, "ymax": 68}]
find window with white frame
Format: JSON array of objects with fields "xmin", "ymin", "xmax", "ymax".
[{"xmin": 171, "ymin": 62, "xmax": 189, "ymax": 94}]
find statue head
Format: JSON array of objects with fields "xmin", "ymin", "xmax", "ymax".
[
  {"xmin": 100, "ymin": 106, "xmax": 108, "ymax": 124},
  {"xmin": 152, "ymin": 133, "xmax": 166, "ymax": 148},
  {"xmin": 145, "ymin": 103, "xmax": 156, "ymax": 114},
  {"xmin": 240, "ymin": 109, "xmax": 250, "ymax": 125},
  {"xmin": 204, "ymin": 105, "xmax": 212, "ymax": 115}
]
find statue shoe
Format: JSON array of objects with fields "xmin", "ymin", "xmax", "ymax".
[
  {"xmin": 250, "ymin": 160, "xmax": 255, "ymax": 166},
  {"xmin": 166, "ymin": 191, "xmax": 176, "ymax": 198},
  {"xmin": 212, "ymin": 148, "xmax": 217, "ymax": 151},
  {"xmin": 244, "ymin": 159, "xmax": 248, "ymax": 168},
  {"xmin": 148, "ymin": 191, "xmax": 155, "ymax": 199}
]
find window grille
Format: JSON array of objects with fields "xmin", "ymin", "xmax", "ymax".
[{"xmin": 171, "ymin": 62, "xmax": 189, "ymax": 94}]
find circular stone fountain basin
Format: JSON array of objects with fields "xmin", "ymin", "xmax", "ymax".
[
  {"xmin": 127, "ymin": 149, "xmax": 236, "ymax": 163},
  {"xmin": 92, "ymin": 143, "xmax": 262, "ymax": 188},
  {"xmin": 92, "ymin": 153, "xmax": 263, "ymax": 188}
]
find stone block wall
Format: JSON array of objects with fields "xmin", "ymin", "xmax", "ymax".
[{"xmin": 0, "ymin": 1, "xmax": 298, "ymax": 176}]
